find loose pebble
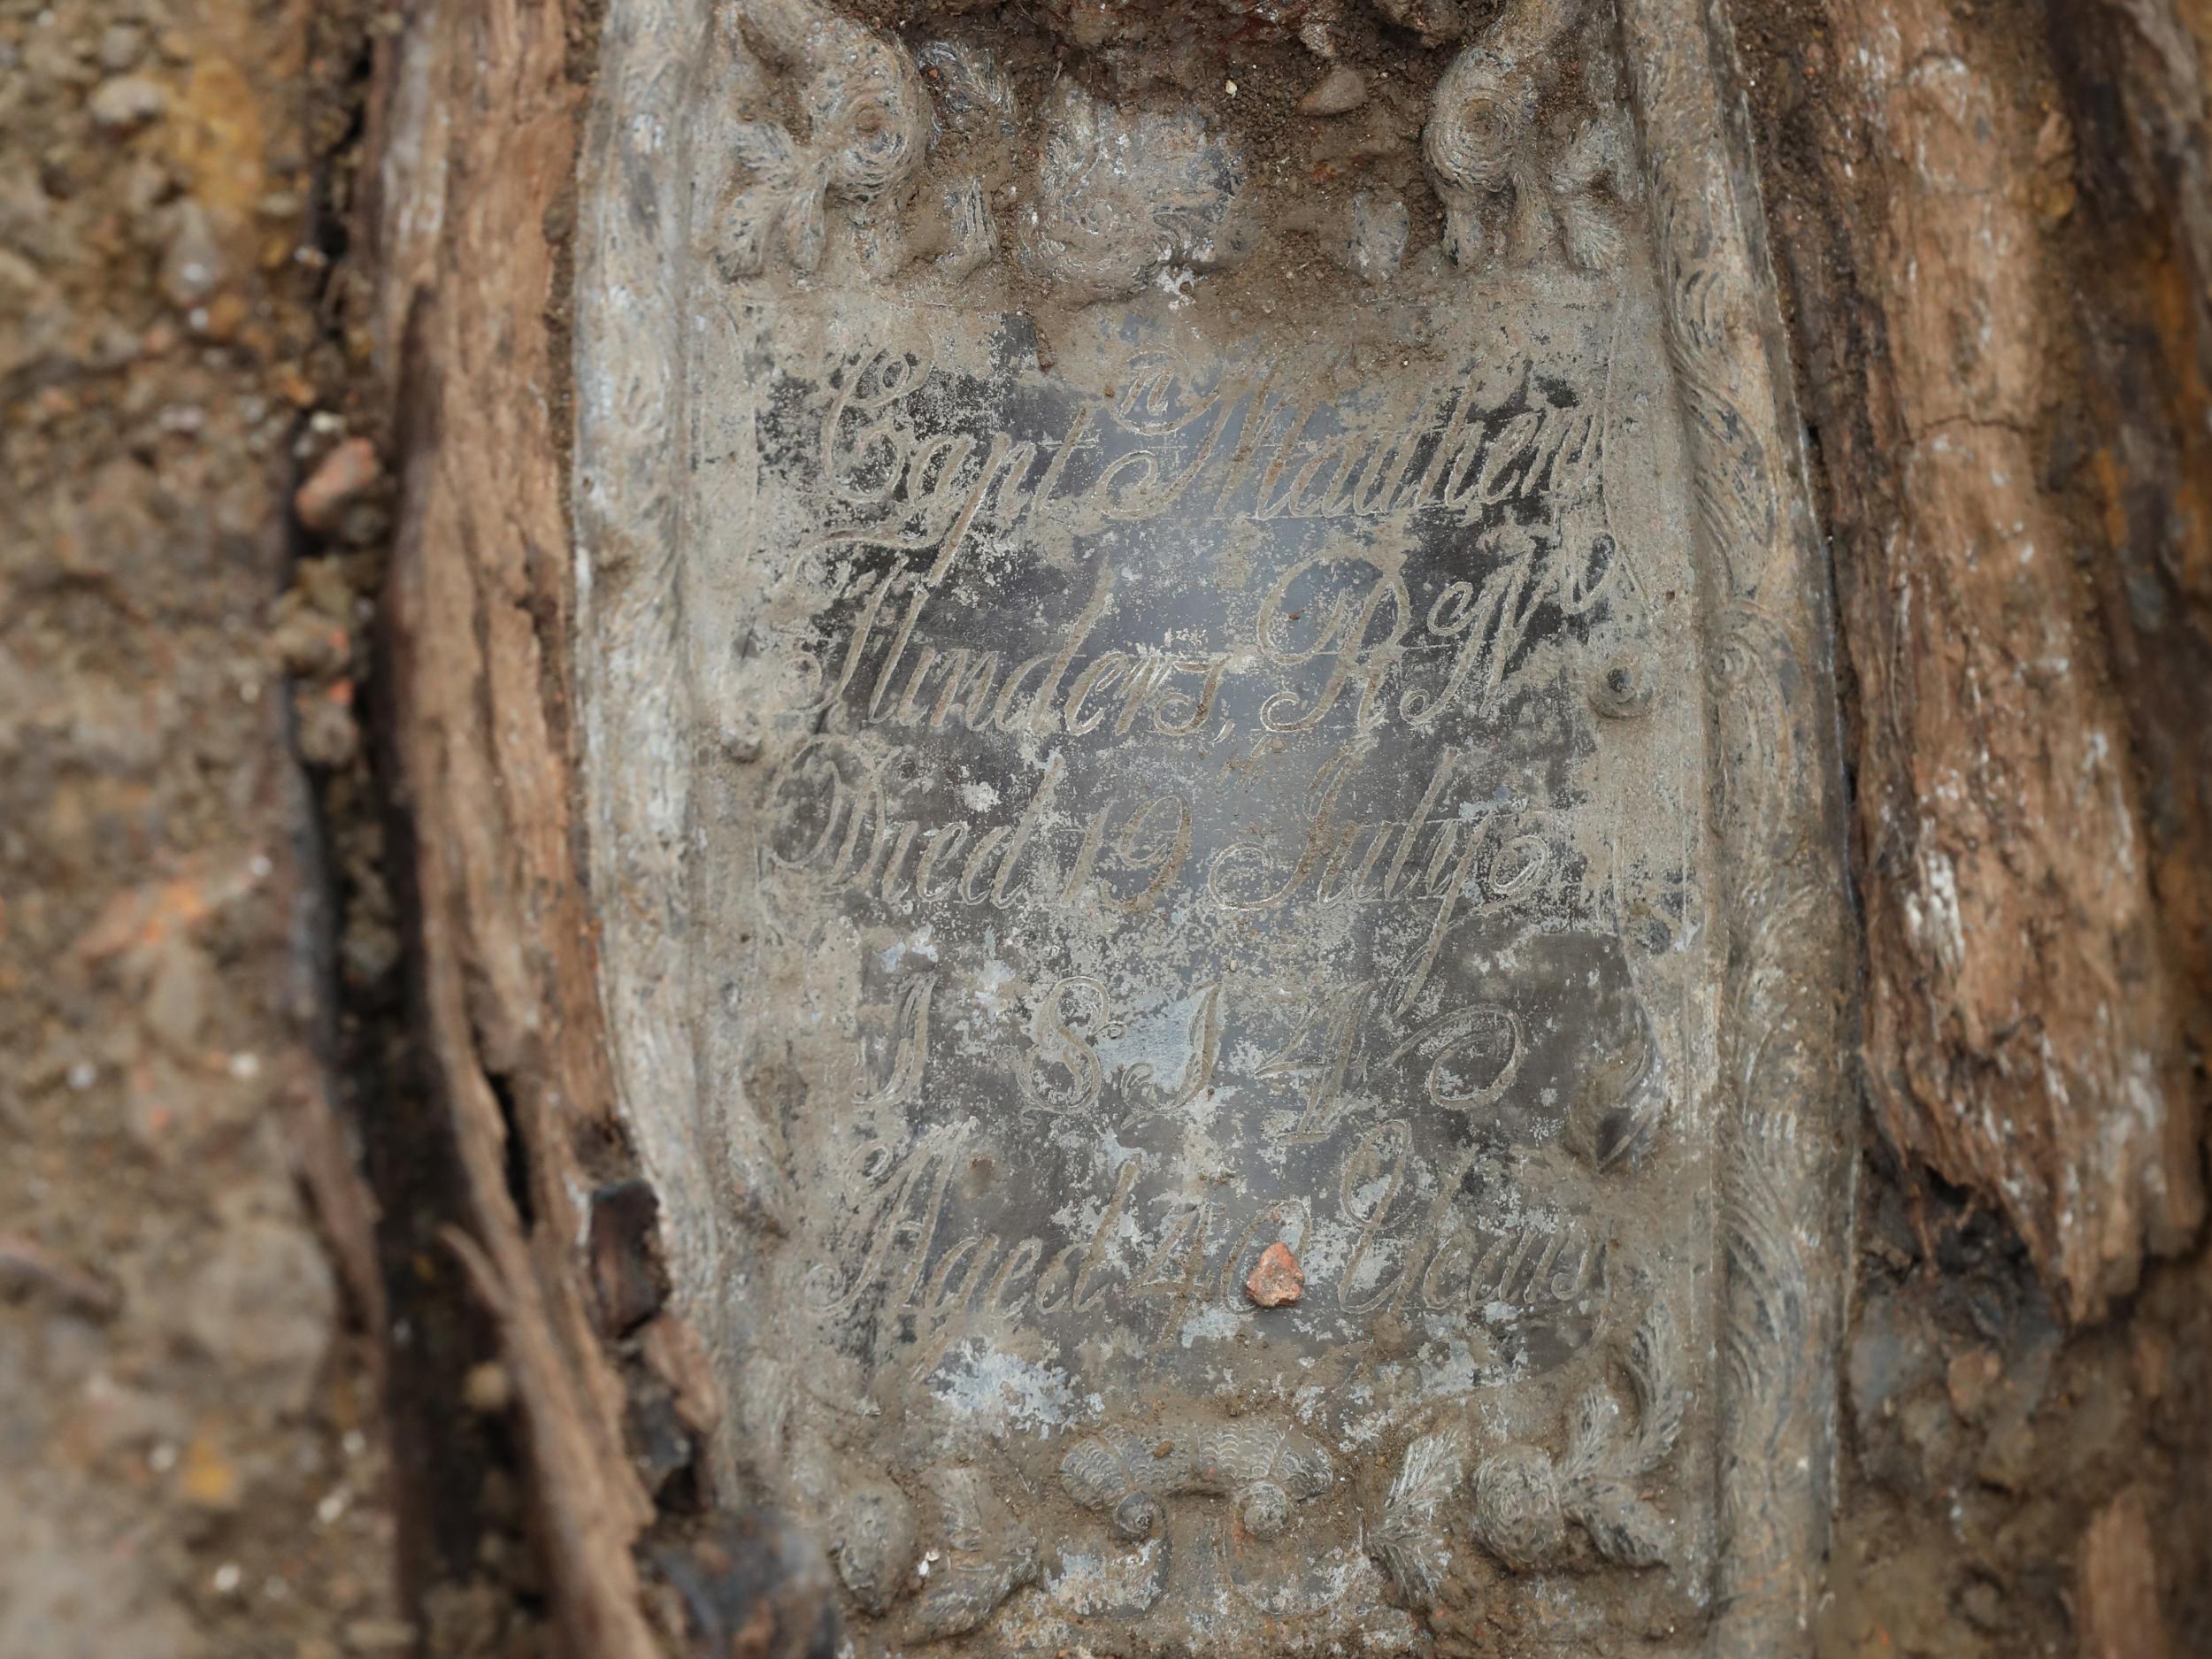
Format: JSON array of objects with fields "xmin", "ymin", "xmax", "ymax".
[
  {"xmin": 96, "ymin": 24, "xmax": 144, "ymax": 71},
  {"xmin": 88, "ymin": 73, "xmax": 165, "ymax": 133},
  {"xmin": 294, "ymin": 437, "xmax": 381, "ymax": 533},
  {"xmin": 462, "ymin": 1360, "xmax": 514, "ymax": 1415},
  {"xmin": 158, "ymin": 203, "xmax": 222, "ymax": 307},
  {"xmin": 1298, "ymin": 64, "xmax": 1368, "ymax": 118}
]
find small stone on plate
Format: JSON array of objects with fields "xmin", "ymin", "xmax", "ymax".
[{"xmin": 1245, "ymin": 1241, "xmax": 1304, "ymax": 1307}]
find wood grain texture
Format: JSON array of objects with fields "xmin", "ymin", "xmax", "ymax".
[
  {"xmin": 2078, "ymin": 1486, "xmax": 2171, "ymax": 1659},
  {"xmin": 2053, "ymin": 0, "xmax": 2212, "ymax": 1126},
  {"xmin": 363, "ymin": 3, "xmax": 663, "ymax": 1654},
  {"xmin": 1739, "ymin": 0, "xmax": 2206, "ymax": 1322}
]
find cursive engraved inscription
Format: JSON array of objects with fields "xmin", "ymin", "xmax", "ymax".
[
  {"xmin": 733, "ymin": 281, "xmax": 1684, "ymax": 1413},
  {"xmin": 690, "ymin": 276, "xmax": 1709, "ymax": 1646}
]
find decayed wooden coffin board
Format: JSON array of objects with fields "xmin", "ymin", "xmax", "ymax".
[{"xmin": 572, "ymin": 2, "xmax": 1853, "ymax": 1653}]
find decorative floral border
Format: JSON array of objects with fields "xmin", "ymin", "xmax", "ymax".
[{"xmin": 1614, "ymin": 0, "xmax": 1855, "ymax": 1647}]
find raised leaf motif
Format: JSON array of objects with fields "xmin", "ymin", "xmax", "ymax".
[
  {"xmin": 1624, "ymin": 1299, "xmax": 1687, "ymax": 1473},
  {"xmin": 1468, "ymin": 1301, "xmax": 1686, "ymax": 1574},
  {"xmin": 720, "ymin": 0, "xmax": 929, "ymax": 279},
  {"xmin": 731, "ymin": 119, "xmax": 797, "ymax": 188},
  {"xmin": 936, "ymin": 175, "xmax": 997, "ymax": 280},
  {"xmin": 1425, "ymin": 0, "xmax": 1642, "ymax": 271},
  {"xmin": 1573, "ymin": 1477, "xmax": 1672, "ymax": 1567},
  {"xmin": 1024, "ymin": 84, "xmax": 1254, "ymax": 303},
  {"xmin": 1371, "ymin": 1431, "xmax": 1464, "ymax": 1607},
  {"xmin": 719, "ymin": 187, "xmax": 780, "ymax": 278},
  {"xmin": 782, "ymin": 179, "xmax": 828, "ymax": 274},
  {"xmin": 911, "ymin": 1466, "xmax": 1039, "ymax": 1640},
  {"xmin": 915, "ymin": 40, "xmax": 1017, "ymax": 138},
  {"xmin": 1563, "ymin": 1379, "xmax": 1621, "ymax": 1479},
  {"xmin": 1061, "ymin": 1417, "xmax": 1332, "ymax": 1546}
]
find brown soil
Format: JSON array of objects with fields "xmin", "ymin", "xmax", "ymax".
[{"xmin": 0, "ymin": 0, "xmax": 538, "ymax": 1652}]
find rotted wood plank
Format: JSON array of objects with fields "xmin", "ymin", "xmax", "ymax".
[
  {"xmin": 1738, "ymin": 0, "xmax": 2206, "ymax": 1322},
  {"xmin": 362, "ymin": 2, "xmax": 664, "ymax": 1654}
]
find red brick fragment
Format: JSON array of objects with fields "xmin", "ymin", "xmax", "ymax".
[{"xmin": 1244, "ymin": 1241, "xmax": 1304, "ymax": 1308}]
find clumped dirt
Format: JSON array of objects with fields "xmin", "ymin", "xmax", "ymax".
[
  {"xmin": 836, "ymin": 0, "xmax": 1465, "ymax": 347},
  {"xmin": 1818, "ymin": 1162, "xmax": 2212, "ymax": 1658}
]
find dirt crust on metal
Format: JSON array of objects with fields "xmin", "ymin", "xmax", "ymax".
[{"xmin": 574, "ymin": 1, "xmax": 1853, "ymax": 1653}]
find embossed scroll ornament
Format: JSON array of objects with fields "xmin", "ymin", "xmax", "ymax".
[
  {"xmin": 574, "ymin": 0, "xmax": 1850, "ymax": 1654},
  {"xmin": 1467, "ymin": 1302, "xmax": 1687, "ymax": 1571}
]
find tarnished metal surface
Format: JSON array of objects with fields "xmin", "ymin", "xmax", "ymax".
[{"xmin": 573, "ymin": 1, "xmax": 1852, "ymax": 1653}]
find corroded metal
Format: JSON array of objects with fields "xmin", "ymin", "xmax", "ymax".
[{"xmin": 573, "ymin": 0, "xmax": 1850, "ymax": 1653}]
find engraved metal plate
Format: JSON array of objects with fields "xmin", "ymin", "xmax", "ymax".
[{"xmin": 575, "ymin": 3, "xmax": 1852, "ymax": 1654}]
